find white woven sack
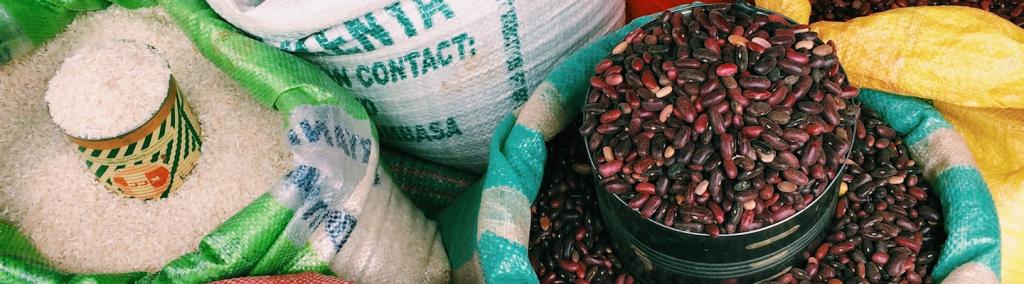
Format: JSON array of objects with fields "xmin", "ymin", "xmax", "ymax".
[
  {"xmin": 278, "ymin": 105, "xmax": 449, "ymax": 283},
  {"xmin": 207, "ymin": 0, "xmax": 625, "ymax": 170}
]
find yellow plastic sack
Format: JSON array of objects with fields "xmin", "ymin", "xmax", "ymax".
[
  {"xmin": 812, "ymin": 7, "xmax": 1024, "ymax": 108},
  {"xmin": 810, "ymin": 6, "xmax": 1024, "ymax": 283},
  {"xmin": 755, "ymin": 0, "xmax": 810, "ymax": 24},
  {"xmin": 934, "ymin": 103, "xmax": 1024, "ymax": 283}
]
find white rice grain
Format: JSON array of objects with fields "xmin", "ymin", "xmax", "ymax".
[
  {"xmin": 45, "ymin": 40, "xmax": 170, "ymax": 139},
  {"xmin": 0, "ymin": 7, "xmax": 291, "ymax": 273}
]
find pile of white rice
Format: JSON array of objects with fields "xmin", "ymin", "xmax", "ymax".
[
  {"xmin": 0, "ymin": 7, "xmax": 292, "ymax": 273},
  {"xmin": 46, "ymin": 40, "xmax": 171, "ymax": 139}
]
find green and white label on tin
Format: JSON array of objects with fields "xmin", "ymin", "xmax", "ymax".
[{"xmin": 72, "ymin": 79, "xmax": 202, "ymax": 200}]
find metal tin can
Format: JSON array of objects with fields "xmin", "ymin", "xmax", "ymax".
[
  {"xmin": 65, "ymin": 77, "xmax": 202, "ymax": 200},
  {"xmin": 584, "ymin": 2, "xmax": 857, "ymax": 282}
]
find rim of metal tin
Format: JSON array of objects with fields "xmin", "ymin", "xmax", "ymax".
[
  {"xmin": 46, "ymin": 39, "xmax": 175, "ymax": 141},
  {"xmin": 585, "ymin": 0, "xmax": 860, "ymax": 238}
]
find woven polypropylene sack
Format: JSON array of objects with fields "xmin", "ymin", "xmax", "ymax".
[
  {"xmin": 203, "ymin": 0, "xmax": 625, "ymax": 171},
  {"xmin": 211, "ymin": 272, "xmax": 352, "ymax": 284},
  {"xmin": 857, "ymin": 90, "xmax": 1001, "ymax": 283},
  {"xmin": 162, "ymin": 0, "xmax": 454, "ymax": 282},
  {"xmin": 754, "ymin": 0, "xmax": 809, "ymax": 24},
  {"xmin": 931, "ymin": 103, "xmax": 1024, "ymax": 282},
  {"xmin": 811, "ymin": 8, "xmax": 1020, "ymax": 282},
  {"xmin": 435, "ymin": 4, "xmax": 1003, "ymax": 283},
  {"xmin": 811, "ymin": 6, "xmax": 1024, "ymax": 109}
]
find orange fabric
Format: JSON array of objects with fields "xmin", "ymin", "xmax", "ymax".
[{"xmin": 625, "ymin": 0, "xmax": 738, "ymax": 20}]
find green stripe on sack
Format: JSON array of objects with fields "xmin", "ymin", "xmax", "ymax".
[
  {"xmin": 487, "ymin": 123, "xmax": 545, "ymax": 201},
  {"xmin": 0, "ymin": 256, "xmax": 68, "ymax": 284},
  {"xmin": 496, "ymin": 0, "xmax": 528, "ymax": 104},
  {"xmin": 0, "ymin": 220, "xmax": 46, "ymax": 265},
  {"xmin": 250, "ymin": 234, "xmax": 327, "ymax": 275},
  {"xmin": 479, "ymin": 232, "xmax": 534, "ymax": 284},
  {"xmin": 857, "ymin": 89, "xmax": 952, "ymax": 146},
  {"xmin": 253, "ymin": 243, "xmax": 331, "ymax": 275},
  {"xmin": 436, "ymin": 116, "xmax": 547, "ymax": 282},
  {"xmin": 437, "ymin": 179, "xmax": 485, "ymax": 270},
  {"xmin": 856, "ymin": 88, "xmax": 1001, "ymax": 281},
  {"xmin": 144, "ymin": 194, "xmax": 294, "ymax": 283},
  {"xmin": 931, "ymin": 166, "xmax": 1001, "ymax": 281}
]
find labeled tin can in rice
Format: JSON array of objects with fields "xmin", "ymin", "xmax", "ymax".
[{"xmin": 45, "ymin": 40, "xmax": 202, "ymax": 200}]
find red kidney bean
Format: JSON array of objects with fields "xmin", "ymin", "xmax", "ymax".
[
  {"xmin": 776, "ymin": 58, "xmax": 804, "ymax": 75},
  {"xmin": 716, "ymin": 63, "xmax": 738, "ymax": 77},
  {"xmin": 741, "ymin": 126, "xmax": 765, "ymax": 138},
  {"xmin": 743, "ymin": 89, "xmax": 772, "ymax": 101},
  {"xmin": 770, "ymin": 206, "xmax": 797, "ymax": 223},
  {"xmin": 701, "ymin": 89, "xmax": 727, "ymax": 109},
  {"xmin": 628, "ymin": 192, "xmax": 650, "ymax": 209},
  {"xmin": 776, "ymin": 150, "xmax": 800, "ymax": 169},
  {"xmin": 598, "ymin": 160, "xmax": 623, "ymax": 178},
  {"xmin": 738, "ymin": 76, "xmax": 771, "ymax": 89},
  {"xmin": 782, "ymin": 128, "xmax": 810, "ymax": 143},
  {"xmin": 764, "ymin": 86, "xmax": 785, "ymax": 106},
  {"xmin": 779, "ymin": 106, "xmax": 946, "ymax": 284},
  {"xmin": 599, "ymin": 109, "xmax": 621, "ymax": 124},
  {"xmin": 635, "ymin": 182, "xmax": 656, "ymax": 195},
  {"xmin": 699, "ymin": 79, "xmax": 720, "ymax": 96},
  {"xmin": 584, "ymin": 7, "xmax": 859, "ymax": 236},
  {"xmin": 895, "ymin": 236, "xmax": 921, "ymax": 252},
  {"xmin": 783, "ymin": 168, "xmax": 809, "ymax": 186},
  {"xmin": 641, "ymin": 197, "xmax": 662, "ymax": 218}
]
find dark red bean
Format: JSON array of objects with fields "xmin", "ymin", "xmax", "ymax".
[
  {"xmin": 743, "ymin": 89, "xmax": 772, "ymax": 101},
  {"xmin": 583, "ymin": 7, "xmax": 862, "ymax": 242},
  {"xmin": 598, "ymin": 160, "xmax": 623, "ymax": 178},
  {"xmin": 716, "ymin": 63, "xmax": 738, "ymax": 77},
  {"xmin": 641, "ymin": 197, "xmax": 662, "ymax": 218},
  {"xmin": 782, "ymin": 128, "xmax": 810, "ymax": 143},
  {"xmin": 783, "ymin": 168, "xmax": 810, "ymax": 186},
  {"xmin": 770, "ymin": 206, "xmax": 796, "ymax": 223},
  {"xmin": 738, "ymin": 76, "xmax": 771, "ymax": 89}
]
